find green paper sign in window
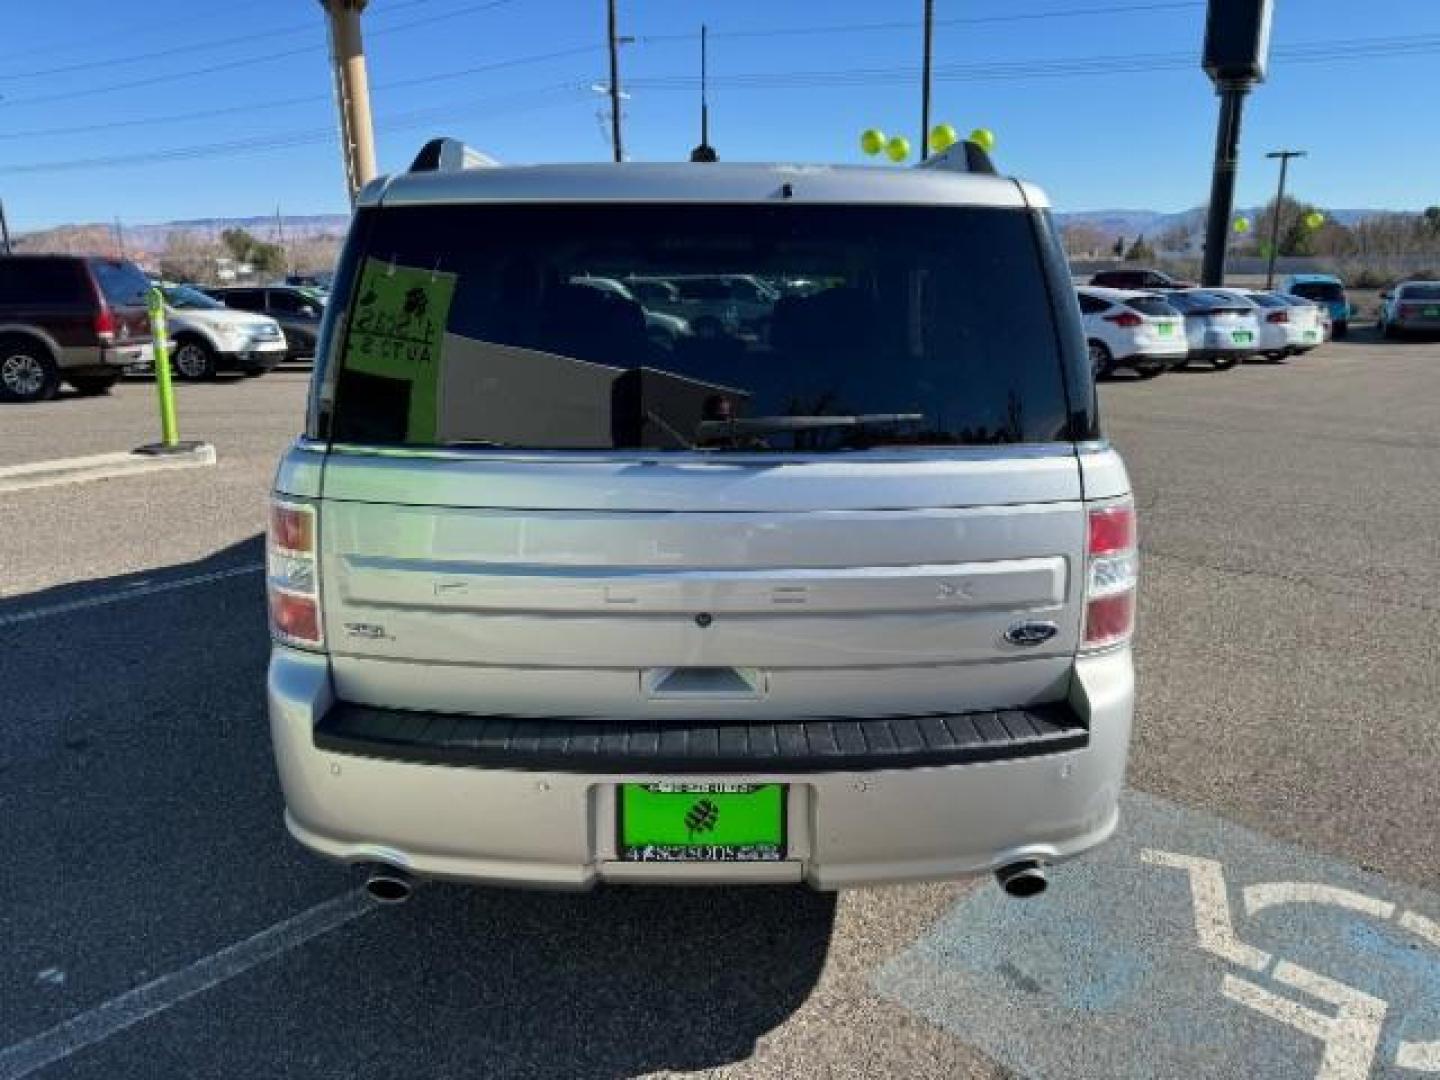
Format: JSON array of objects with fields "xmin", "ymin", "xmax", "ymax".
[{"xmin": 343, "ymin": 257, "xmax": 458, "ymax": 442}]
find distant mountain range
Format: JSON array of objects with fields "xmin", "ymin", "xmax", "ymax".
[
  {"xmin": 12, "ymin": 207, "xmax": 1414, "ymax": 256},
  {"xmin": 1055, "ymin": 207, "xmax": 1394, "ymax": 239}
]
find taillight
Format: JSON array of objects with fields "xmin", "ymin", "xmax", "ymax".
[
  {"xmin": 1105, "ymin": 311, "xmax": 1143, "ymax": 328},
  {"xmin": 1266, "ymin": 310, "xmax": 1289, "ymax": 324},
  {"xmin": 1083, "ymin": 500, "xmax": 1137, "ymax": 650},
  {"xmin": 95, "ymin": 306, "xmax": 115, "ymax": 341},
  {"xmin": 268, "ymin": 500, "xmax": 323, "ymax": 649},
  {"xmin": 1401, "ymin": 304, "xmax": 1421, "ymax": 318}
]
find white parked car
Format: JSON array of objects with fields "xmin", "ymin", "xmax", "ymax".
[
  {"xmin": 1076, "ymin": 287, "xmax": 1186, "ymax": 378},
  {"xmin": 161, "ymin": 284, "xmax": 288, "ymax": 380},
  {"xmin": 1207, "ymin": 289, "xmax": 1323, "ymax": 361},
  {"xmin": 1165, "ymin": 290, "xmax": 1261, "ymax": 369}
]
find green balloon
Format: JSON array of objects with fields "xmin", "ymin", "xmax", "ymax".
[
  {"xmin": 1303, "ymin": 211, "xmax": 1325, "ymax": 230},
  {"xmin": 929, "ymin": 123, "xmax": 959, "ymax": 153},
  {"xmin": 860, "ymin": 128, "xmax": 886, "ymax": 156},
  {"xmin": 885, "ymin": 135, "xmax": 911, "ymax": 162},
  {"xmin": 1233, "ymin": 217, "xmax": 1251, "ymax": 234},
  {"xmin": 968, "ymin": 127, "xmax": 996, "ymax": 153}
]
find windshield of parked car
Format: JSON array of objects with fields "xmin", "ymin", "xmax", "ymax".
[
  {"xmin": 322, "ymin": 203, "xmax": 1077, "ymax": 452},
  {"xmin": 1398, "ymin": 284, "xmax": 1440, "ymax": 300},
  {"xmin": 1291, "ymin": 281, "xmax": 1344, "ymax": 301},
  {"xmin": 162, "ymin": 285, "xmax": 226, "ymax": 310}
]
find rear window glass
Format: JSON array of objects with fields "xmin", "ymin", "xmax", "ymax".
[
  {"xmin": 1245, "ymin": 292, "xmax": 1286, "ymax": 308},
  {"xmin": 325, "ymin": 203, "xmax": 1074, "ymax": 453},
  {"xmin": 0, "ymin": 258, "xmax": 84, "ymax": 305},
  {"xmin": 88, "ymin": 259, "xmax": 150, "ymax": 305},
  {"xmin": 1399, "ymin": 284, "xmax": 1440, "ymax": 300},
  {"xmin": 1124, "ymin": 296, "xmax": 1177, "ymax": 317},
  {"xmin": 1291, "ymin": 282, "xmax": 1344, "ymax": 301}
]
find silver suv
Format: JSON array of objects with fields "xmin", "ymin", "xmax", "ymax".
[{"xmin": 267, "ymin": 140, "xmax": 1136, "ymax": 898}]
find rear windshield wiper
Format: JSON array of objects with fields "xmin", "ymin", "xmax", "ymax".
[{"xmin": 696, "ymin": 413, "xmax": 925, "ymax": 438}]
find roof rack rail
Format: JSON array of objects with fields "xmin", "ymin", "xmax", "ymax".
[
  {"xmin": 915, "ymin": 140, "xmax": 998, "ymax": 176},
  {"xmin": 409, "ymin": 137, "xmax": 500, "ymax": 174}
]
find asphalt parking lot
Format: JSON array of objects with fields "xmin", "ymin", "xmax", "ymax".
[{"xmin": 2, "ymin": 330, "xmax": 1438, "ymax": 1079}]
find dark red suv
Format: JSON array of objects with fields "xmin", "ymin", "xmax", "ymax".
[{"xmin": 0, "ymin": 254, "xmax": 155, "ymax": 402}]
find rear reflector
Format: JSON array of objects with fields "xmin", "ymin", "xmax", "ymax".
[
  {"xmin": 1266, "ymin": 310, "xmax": 1289, "ymax": 324},
  {"xmin": 1084, "ymin": 500, "xmax": 1137, "ymax": 650},
  {"xmin": 268, "ymin": 499, "xmax": 323, "ymax": 649}
]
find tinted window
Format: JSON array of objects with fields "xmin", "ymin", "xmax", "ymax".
[
  {"xmin": 162, "ymin": 285, "xmax": 224, "ymax": 310},
  {"xmin": 1092, "ymin": 272, "xmax": 1138, "ymax": 288},
  {"xmin": 1124, "ymin": 296, "xmax": 1178, "ymax": 317},
  {"xmin": 1290, "ymin": 282, "xmax": 1344, "ymax": 301},
  {"xmin": 325, "ymin": 203, "xmax": 1076, "ymax": 452},
  {"xmin": 1245, "ymin": 292, "xmax": 1286, "ymax": 308},
  {"xmin": 0, "ymin": 258, "xmax": 85, "ymax": 305},
  {"xmin": 219, "ymin": 289, "xmax": 264, "ymax": 310},
  {"xmin": 88, "ymin": 259, "xmax": 150, "ymax": 305},
  {"xmin": 1398, "ymin": 284, "xmax": 1440, "ymax": 300},
  {"xmin": 1077, "ymin": 294, "xmax": 1110, "ymax": 315},
  {"xmin": 268, "ymin": 289, "xmax": 318, "ymax": 316}
]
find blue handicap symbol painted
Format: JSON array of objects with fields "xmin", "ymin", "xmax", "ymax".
[{"xmin": 875, "ymin": 790, "xmax": 1440, "ymax": 1079}]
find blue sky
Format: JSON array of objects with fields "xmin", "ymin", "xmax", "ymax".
[{"xmin": 1, "ymin": 0, "xmax": 1436, "ymax": 229}]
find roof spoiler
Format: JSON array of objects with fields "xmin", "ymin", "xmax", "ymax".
[
  {"xmin": 409, "ymin": 138, "xmax": 500, "ymax": 174},
  {"xmin": 916, "ymin": 139, "xmax": 998, "ymax": 176}
]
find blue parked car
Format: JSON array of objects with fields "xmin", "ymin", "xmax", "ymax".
[{"xmin": 1280, "ymin": 274, "xmax": 1351, "ymax": 339}]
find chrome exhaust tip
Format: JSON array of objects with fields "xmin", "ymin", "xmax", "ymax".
[{"xmin": 996, "ymin": 860, "xmax": 1048, "ymax": 899}]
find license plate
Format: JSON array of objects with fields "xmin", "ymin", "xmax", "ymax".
[
  {"xmin": 618, "ymin": 783, "xmax": 786, "ymax": 862},
  {"xmin": 1157, "ymin": 323, "xmax": 1175, "ymax": 337},
  {"xmin": 1232, "ymin": 331, "xmax": 1253, "ymax": 344},
  {"xmin": 1425, "ymin": 307, "xmax": 1440, "ymax": 318},
  {"xmin": 1305, "ymin": 330, "xmax": 1319, "ymax": 341}
]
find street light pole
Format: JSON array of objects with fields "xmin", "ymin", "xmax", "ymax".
[
  {"xmin": 319, "ymin": 0, "xmax": 377, "ymax": 206},
  {"xmin": 1199, "ymin": 79, "xmax": 1249, "ymax": 287},
  {"xmin": 920, "ymin": 0, "xmax": 935, "ymax": 159},
  {"xmin": 607, "ymin": 0, "xmax": 623, "ymax": 162},
  {"xmin": 1264, "ymin": 149, "xmax": 1306, "ymax": 289}
]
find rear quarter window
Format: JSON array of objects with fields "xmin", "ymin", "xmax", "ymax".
[
  {"xmin": 0, "ymin": 258, "xmax": 88, "ymax": 305},
  {"xmin": 88, "ymin": 259, "xmax": 151, "ymax": 306}
]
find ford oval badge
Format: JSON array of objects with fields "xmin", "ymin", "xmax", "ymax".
[{"xmin": 1003, "ymin": 620, "xmax": 1059, "ymax": 647}]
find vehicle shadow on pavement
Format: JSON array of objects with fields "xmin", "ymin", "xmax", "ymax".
[{"xmin": 1, "ymin": 534, "xmax": 836, "ymax": 1078}]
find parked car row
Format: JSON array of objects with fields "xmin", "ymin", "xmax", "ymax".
[{"xmin": 1078, "ymin": 284, "xmax": 1325, "ymax": 378}]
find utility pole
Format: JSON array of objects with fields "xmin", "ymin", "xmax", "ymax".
[
  {"xmin": 0, "ymin": 200, "xmax": 12, "ymax": 255},
  {"xmin": 275, "ymin": 205, "xmax": 290, "ymax": 278},
  {"xmin": 318, "ymin": 0, "xmax": 377, "ymax": 205},
  {"xmin": 114, "ymin": 216, "xmax": 126, "ymax": 260},
  {"xmin": 690, "ymin": 24, "xmax": 718, "ymax": 162},
  {"xmin": 1199, "ymin": 80, "xmax": 1248, "ymax": 287},
  {"xmin": 920, "ymin": 0, "xmax": 935, "ymax": 159},
  {"xmin": 1263, "ymin": 149, "xmax": 1306, "ymax": 289},
  {"xmin": 606, "ymin": 0, "xmax": 623, "ymax": 162}
]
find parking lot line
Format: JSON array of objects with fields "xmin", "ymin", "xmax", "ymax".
[
  {"xmin": 0, "ymin": 564, "xmax": 263, "ymax": 628},
  {"xmin": 0, "ymin": 890, "xmax": 373, "ymax": 1080}
]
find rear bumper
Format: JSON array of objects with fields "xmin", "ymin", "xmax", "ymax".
[
  {"xmin": 217, "ymin": 343, "xmax": 286, "ymax": 371},
  {"xmin": 1116, "ymin": 344, "xmax": 1186, "ymax": 365},
  {"xmin": 268, "ymin": 646, "xmax": 1134, "ymax": 889}
]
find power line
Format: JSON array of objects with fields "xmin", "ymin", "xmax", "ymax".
[
  {"xmin": 0, "ymin": 0, "xmax": 438, "ymax": 72},
  {"xmin": 0, "ymin": 83, "xmax": 591, "ymax": 176},
  {"xmin": 0, "ymin": 0, "xmax": 518, "ymax": 82},
  {"xmin": 0, "ymin": 40, "xmax": 603, "ymax": 142},
  {"xmin": 634, "ymin": 1, "xmax": 1205, "ymax": 44},
  {"xmin": 0, "ymin": 0, "xmax": 524, "ymax": 108}
]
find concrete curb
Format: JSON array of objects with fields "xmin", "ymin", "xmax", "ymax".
[{"xmin": 0, "ymin": 444, "xmax": 217, "ymax": 495}]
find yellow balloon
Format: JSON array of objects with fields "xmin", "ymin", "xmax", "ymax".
[
  {"xmin": 885, "ymin": 135, "xmax": 911, "ymax": 162},
  {"xmin": 860, "ymin": 128, "xmax": 886, "ymax": 156},
  {"xmin": 1233, "ymin": 216, "xmax": 1251, "ymax": 234},
  {"xmin": 968, "ymin": 127, "xmax": 996, "ymax": 153},
  {"xmin": 928, "ymin": 123, "xmax": 959, "ymax": 153},
  {"xmin": 1304, "ymin": 211, "xmax": 1325, "ymax": 230}
]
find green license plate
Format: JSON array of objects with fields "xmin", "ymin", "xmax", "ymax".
[
  {"xmin": 618, "ymin": 783, "xmax": 786, "ymax": 862},
  {"xmin": 1157, "ymin": 323, "xmax": 1175, "ymax": 336},
  {"xmin": 1425, "ymin": 306, "xmax": 1440, "ymax": 317},
  {"xmin": 1232, "ymin": 331, "xmax": 1253, "ymax": 344},
  {"xmin": 1305, "ymin": 330, "xmax": 1319, "ymax": 341}
]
